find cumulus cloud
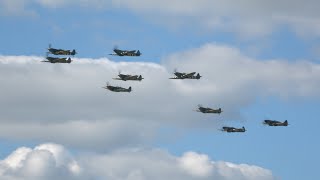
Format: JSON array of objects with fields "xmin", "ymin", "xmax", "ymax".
[
  {"xmin": 0, "ymin": 43, "xmax": 319, "ymax": 150},
  {"xmin": 3, "ymin": 0, "xmax": 320, "ymax": 37},
  {"xmin": 0, "ymin": 143, "xmax": 81, "ymax": 180},
  {"xmin": 0, "ymin": 143, "xmax": 275, "ymax": 180}
]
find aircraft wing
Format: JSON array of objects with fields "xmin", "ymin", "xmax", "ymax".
[
  {"xmin": 174, "ymin": 72, "xmax": 185, "ymax": 78},
  {"xmin": 222, "ymin": 127, "xmax": 231, "ymax": 131},
  {"xmin": 183, "ymin": 72, "xmax": 196, "ymax": 78}
]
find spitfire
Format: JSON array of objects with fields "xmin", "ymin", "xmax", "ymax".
[
  {"xmin": 103, "ymin": 83, "xmax": 132, "ymax": 93},
  {"xmin": 170, "ymin": 69, "xmax": 201, "ymax": 79},
  {"xmin": 113, "ymin": 72, "xmax": 144, "ymax": 81},
  {"xmin": 221, "ymin": 126, "xmax": 246, "ymax": 133},
  {"xmin": 109, "ymin": 47, "xmax": 141, "ymax": 56},
  {"xmin": 263, "ymin": 120, "xmax": 288, "ymax": 126},
  {"xmin": 47, "ymin": 44, "xmax": 77, "ymax": 56},
  {"xmin": 42, "ymin": 57, "xmax": 72, "ymax": 63},
  {"xmin": 196, "ymin": 105, "xmax": 222, "ymax": 114}
]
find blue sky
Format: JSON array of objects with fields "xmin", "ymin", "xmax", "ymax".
[{"xmin": 1, "ymin": 1, "xmax": 320, "ymax": 180}]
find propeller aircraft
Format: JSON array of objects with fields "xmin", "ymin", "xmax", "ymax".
[
  {"xmin": 195, "ymin": 105, "xmax": 222, "ymax": 114},
  {"xmin": 47, "ymin": 44, "xmax": 77, "ymax": 56},
  {"xmin": 221, "ymin": 126, "xmax": 246, "ymax": 133},
  {"xmin": 109, "ymin": 46, "xmax": 141, "ymax": 56},
  {"xmin": 113, "ymin": 71, "xmax": 143, "ymax": 81},
  {"xmin": 263, "ymin": 120, "xmax": 288, "ymax": 126},
  {"xmin": 103, "ymin": 82, "xmax": 132, "ymax": 93},
  {"xmin": 42, "ymin": 56, "xmax": 72, "ymax": 63},
  {"xmin": 170, "ymin": 69, "xmax": 201, "ymax": 79}
]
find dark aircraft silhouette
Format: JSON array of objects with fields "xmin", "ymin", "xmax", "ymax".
[
  {"xmin": 47, "ymin": 44, "xmax": 77, "ymax": 56},
  {"xmin": 103, "ymin": 83, "xmax": 132, "ymax": 92},
  {"xmin": 170, "ymin": 69, "xmax": 201, "ymax": 79},
  {"xmin": 221, "ymin": 126, "xmax": 246, "ymax": 133},
  {"xmin": 196, "ymin": 105, "xmax": 222, "ymax": 114},
  {"xmin": 42, "ymin": 56, "xmax": 72, "ymax": 63},
  {"xmin": 113, "ymin": 72, "xmax": 143, "ymax": 81},
  {"xmin": 263, "ymin": 120, "xmax": 288, "ymax": 126},
  {"xmin": 109, "ymin": 46, "xmax": 141, "ymax": 56}
]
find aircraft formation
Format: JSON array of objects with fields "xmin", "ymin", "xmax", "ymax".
[
  {"xmin": 41, "ymin": 45, "xmax": 289, "ymax": 132},
  {"xmin": 42, "ymin": 44, "xmax": 76, "ymax": 63}
]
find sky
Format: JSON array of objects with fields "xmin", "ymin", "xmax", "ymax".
[{"xmin": 0, "ymin": 0, "xmax": 320, "ymax": 179}]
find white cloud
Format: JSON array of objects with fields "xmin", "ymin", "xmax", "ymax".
[
  {"xmin": 0, "ymin": 43, "xmax": 319, "ymax": 150},
  {"xmin": 0, "ymin": 143, "xmax": 275, "ymax": 180},
  {"xmin": 179, "ymin": 152, "xmax": 213, "ymax": 177},
  {"xmin": 0, "ymin": 143, "xmax": 81, "ymax": 180}
]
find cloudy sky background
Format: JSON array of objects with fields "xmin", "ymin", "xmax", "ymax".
[{"xmin": 1, "ymin": 1, "xmax": 320, "ymax": 179}]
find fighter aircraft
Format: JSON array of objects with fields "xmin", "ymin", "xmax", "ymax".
[
  {"xmin": 221, "ymin": 126, "xmax": 246, "ymax": 133},
  {"xmin": 47, "ymin": 44, "xmax": 77, "ymax": 56},
  {"xmin": 195, "ymin": 105, "xmax": 222, "ymax": 114},
  {"xmin": 113, "ymin": 72, "xmax": 143, "ymax": 81},
  {"xmin": 42, "ymin": 56, "xmax": 72, "ymax": 63},
  {"xmin": 102, "ymin": 83, "xmax": 132, "ymax": 92},
  {"xmin": 109, "ymin": 46, "xmax": 141, "ymax": 56},
  {"xmin": 263, "ymin": 120, "xmax": 288, "ymax": 126},
  {"xmin": 169, "ymin": 69, "xmax": 201, "ymax": 79}
]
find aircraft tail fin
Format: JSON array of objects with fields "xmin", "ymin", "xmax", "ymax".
[
  {"xmin": 138, "ymin": 75, "xmax": 143, "ymax": 80},
  {"xmin": 196, "ymin": 73, "xmax": 201, "ymax": 79},
  {"xmin": 284, "ymin": 120, "xmax": 288, "ymax": 126},
  {"xmin": 136, "ymin": 50, "xmax": 141, "ymax": 56},
  {"xmin": 128, "ymin": 86, "xmax": 132, "ymax": 92},
  {"xmin": 67, "ymin": 57, "xmax": 72, "ymax": 63},
  {"xmin": 71, "ymin": 49, "xmax": 76, "ymax": 55},
  {"xmin": 242, "ymin": 126, "xmax": 246, "ymax": 131}
]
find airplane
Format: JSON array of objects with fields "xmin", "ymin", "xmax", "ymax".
[
  {"xmin": 169, "ymin": 69, "xmax": 201, "ymax": 79},
  {"xmin": 195, "ymin": 105, "xmax": 222, "ymax": 114},
  {"xmin": 221, "ymin": 126, "xmax": 246, "ymax": 133},
  {"xmin": 263, "ymin": 120, "xmax": 288, "ymax": 126},
  {"xmin": 102, "ymin": 83, "xmax": 132, "ymax": 93},
  {"xmin": 113, "ymin": 72, "xmax": 143, "ymax": 81},
  {"xmin": 47, "ymin": 44, "xmax": 77, "ymax": 56},
  {"xmin": 42, "ymin": 56, "xmax": 72, "ymax": 63},
  {"xmin": 109, "ymin": 46, "xmax": 141, "ymax": 56}
]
